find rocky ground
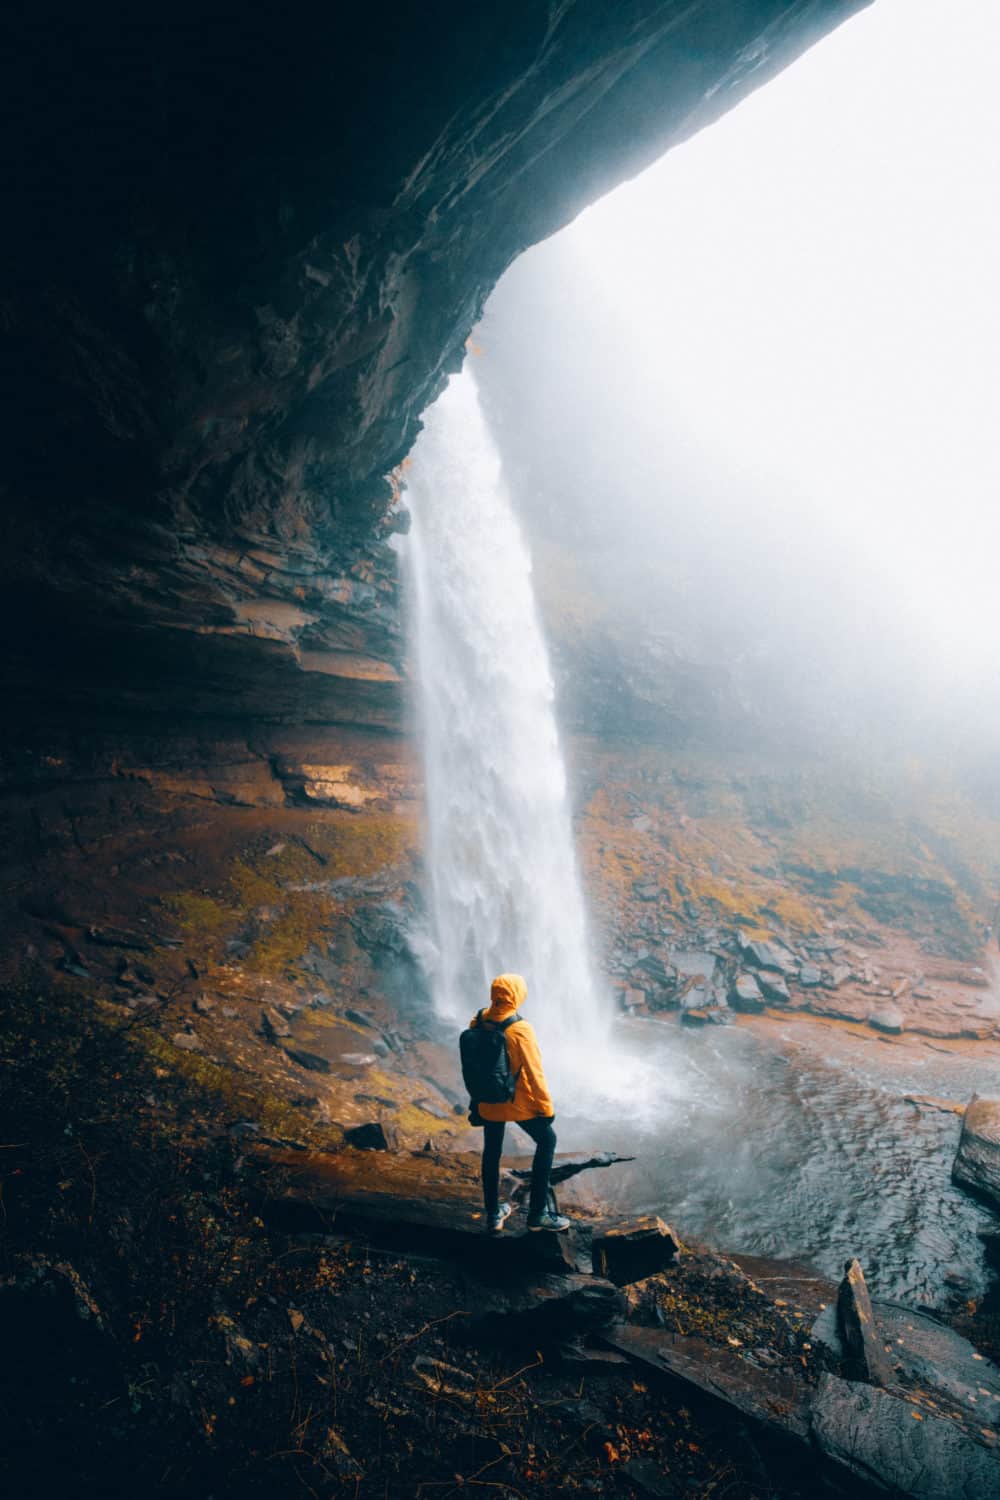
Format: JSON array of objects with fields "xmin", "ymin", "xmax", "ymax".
[
  {"xmin": 0, "ymin": 981, "xmax": 857, "ymax": 1499},
  {"xmin": 4, "ymin": 974, "xmax": 999, "ymax": 1500},
  {"xmin": 4, "ymin": 722, "xmax": 1000, "ymax": 1497}
]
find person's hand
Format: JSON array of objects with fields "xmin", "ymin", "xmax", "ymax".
[{"xmin": 468, "ymin": 1102, "xmax": 484, "ymax": 1127}]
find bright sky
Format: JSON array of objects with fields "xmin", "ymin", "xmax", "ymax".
[{"xmin": 562, "ymin": 0, "xmax": 1000, "ymax": 703}]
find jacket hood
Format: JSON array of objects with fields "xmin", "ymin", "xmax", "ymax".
[{"xmin": 487, "ymin": 973, "xmax": 527, "ymax": 1018}]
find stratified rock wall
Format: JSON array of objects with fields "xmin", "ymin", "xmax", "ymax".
[
  {"xmin": 0, "ymin": 4, "xmax": 871, "ymax": 1106},
  {"xmin": 2, "ymin": 1, "xmax": 867, "ymax": 725}
]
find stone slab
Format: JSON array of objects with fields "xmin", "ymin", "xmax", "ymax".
[
  {"xmin": 602, "ymin": 1324, "xmax": 812, "ymax": 1443},
  {"xmin": 593, "ymin": 1216, "xmax": 680, "ymax": 1285},
  {"xmin": 837, "ymin": 1257, "xmax": 892, "ymax": 1385},
  {"xmin": 811, "ymin": 1372, "xmax": 1000, "ymax": 1499},
  {"xmin": 248, "ymin": 1146, "xmax": 619, "ymax": 1271}
]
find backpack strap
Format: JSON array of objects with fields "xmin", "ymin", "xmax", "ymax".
[
  {"xmin": 480, "ymin": 1011, "xmax": 522, "ymax": 1031},
  {"xmin": 505, "ymin": 1013, "xmax": 524, "ymax": 1080}
]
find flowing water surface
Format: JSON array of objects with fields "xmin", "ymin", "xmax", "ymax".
[{"xmin": 556, "ymin": 1017, "xmax": 999, "ymax": 1306}]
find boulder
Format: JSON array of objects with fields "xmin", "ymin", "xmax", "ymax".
[
  {"xmin": 342, "ymin": 1121, "xmax": 394, "ymax": 1151},
  {"xmin": 795, "ymin": 990, "xmax": 874, "ymax": 1023},
  {"xmin": 811, "ymin": 1372, "xmax": 1000, "ymax": 1499},
  {"xmin": 283, "ymin": 1046, "xmax": 332, "ymax": 1073},
  {"xmin": 635, "ymin": 953, "xmax": 672, "ymax": 984},
  {"xmin": 620, "ymin": 952, "xmax": 644, "ymax": 972},
  {"xmin": 836, "ymin": 1258, "xmax": 892, "ymax": 1385},
  {"xmin": 680, "ymin": 1007, "xmax": 730, "ymax": 1026},
  {"xmin": 798, "ymin": 963, "xmax": 822, "ymax": 987},
  {"xmin": 672, "ymin": 950, "xmax": 717, "ymax": 983},
  {"xmin": 952, "ymin": 1095, "xmax": 1000, "ymax": 1209},
  {"xmin": 679, "ymin": 981, "xmax": 715, "ymax": 1010},
  {"xmin": 756, "ymin": 970, "xmax": 791, "ymax": 1003},
  {"xmin": 739, "ymin": 938, "xmax": 797, "ymax": 974},
  {"xmin": 464, "ymin": 1273, "xmax": 625, "ymax": 1347},
  {"xmin": 260, "ymin": 1006, "xmax": 291, "ymax": 1040},
  {"xmin": 868, "ymin": 1005, "xmax": 905, "ymax": 1034},
  {"xmin": 171, "ymin": 1030, "xmax": 203, "ymax": 1052},
  {"xmin": 592, "ymin": 1217, "xmax": 680, "ymax": 1285},
  {"xmin": 730, "ymin": 973, "xmax": 765, "ymax": 1012},
  {"xmin": 619, "ymin": 986, "xmax": 646, "ymax": 1013},
  {"xmin": 626, "ymin": 1272, "xmax": 671, "ymax": 1332}
]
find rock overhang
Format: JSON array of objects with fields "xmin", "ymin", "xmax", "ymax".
[{"xmin": 2, "ymin": 0, "xmax": 871, "ymax": 727}]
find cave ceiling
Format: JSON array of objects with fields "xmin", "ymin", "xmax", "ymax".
[{"xmin": 2, "ymin": 1, "xmax": 869, "ymax": 728}]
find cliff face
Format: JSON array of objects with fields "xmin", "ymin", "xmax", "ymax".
[
  {"xmin": 1, "ymin": 1, "xmax": 878, "ymax": 1157},
  {"xmin": 2, "ymin": 1, "xmax": 866, "ymax": 727}
]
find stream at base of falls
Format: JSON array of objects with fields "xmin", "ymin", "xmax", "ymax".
[{"xmin": 526, "ymin": 1013, "xmax": 1000, "ymax": 1308}]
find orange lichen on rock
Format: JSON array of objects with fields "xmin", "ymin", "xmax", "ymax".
[{"xmin": 574, "ymin": 741, "xmax": 990, "ymax": 957}]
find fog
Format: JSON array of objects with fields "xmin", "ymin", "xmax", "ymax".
[{"xmin": 474, "ymin": 0, "xmax": 1000, "ymax": 767}]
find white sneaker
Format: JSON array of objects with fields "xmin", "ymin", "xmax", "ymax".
[
  {"xmin": 487, "ymin": 1202, "xmax": 513, "ymax": 1233},
  {"xmin": 527, "ymin": 1211, "xmax": 570, "ymax": 1233}
]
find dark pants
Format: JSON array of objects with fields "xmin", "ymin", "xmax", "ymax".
[{"xmin": 482, "ymin": 1116, "xmax": 556, "ymax": 1220}]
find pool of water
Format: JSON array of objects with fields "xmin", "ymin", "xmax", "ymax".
[{"xmin": 542, "ymin": 1016, "xmax": 1000, "ymax": 1307}]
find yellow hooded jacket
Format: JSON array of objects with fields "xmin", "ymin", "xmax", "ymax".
[{"xmin": 469, "ymin": 973, "xmax": 554, "ymax": 1122}]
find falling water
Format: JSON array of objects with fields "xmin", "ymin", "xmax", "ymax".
[{"xmin": 404, "ymin": 368, "xmax": 606, "ymax": 1058}]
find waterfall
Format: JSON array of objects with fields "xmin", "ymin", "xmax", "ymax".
[{"xmin": 404, "ymin": 368, "xmax": 606, "ymax": 1057}]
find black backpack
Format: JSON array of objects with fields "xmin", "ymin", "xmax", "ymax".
[{"xmin": 459, "ymin": 1011, "xmax": 522, "ymax": 1103}]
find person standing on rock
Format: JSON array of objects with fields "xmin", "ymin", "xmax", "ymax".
[{"xmin": 460, "ymin": 973, "xmax": 569, "ymax": 1234}]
